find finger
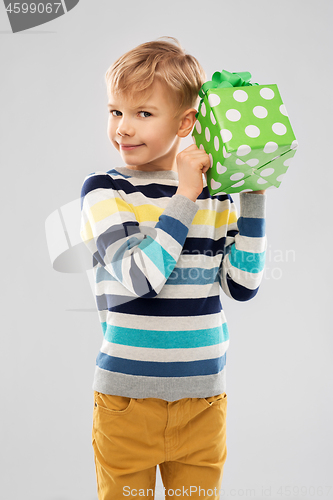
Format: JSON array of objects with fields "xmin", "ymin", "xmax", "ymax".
[
  {"xmin": 184, "ymin": 150, "xmax": 210, "ymax": 161},
  {"xmin": 202, "ymin": 153, "xmax": 211, "ymax": 169},
  {"xmin": 181, "ymin": 144, "xmax": 200, "ymax": 153}
]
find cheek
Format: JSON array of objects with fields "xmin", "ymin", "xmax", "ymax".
[
  {"xmin": 107, "ymin": 119, "xmax": 113, "ymax": 134},
  {"xmin": 107, "ymin": 121, "xmax": 119, "ymax": 149},
  {"xmin": 107, "ymin": 121, "xmax": 116, "ymax": 142},
  {"xmin": 148, "ymin": 123, "xmax": 176, "ymax": 148}
]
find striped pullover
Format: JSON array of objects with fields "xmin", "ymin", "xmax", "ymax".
[{"xmin": 80, "ymin": 166, "xmax": 266, "ymax": 401}]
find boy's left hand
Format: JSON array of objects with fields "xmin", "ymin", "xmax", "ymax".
[{"xmin": 176, "ymin": 144, "xmax": 211, "ymax": 202}]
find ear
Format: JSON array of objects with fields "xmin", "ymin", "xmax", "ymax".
[{"xmin": 177, "ymin": 108, "xmax": 198, "ymax": 138}]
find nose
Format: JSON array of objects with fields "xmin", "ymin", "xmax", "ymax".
[{"xmin": 117, "ymin": 116, "xmax": 134, "ymax": 137}]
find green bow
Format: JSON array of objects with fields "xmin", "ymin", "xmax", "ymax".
[{"xmin": 196, "ymin": 70, "xmax": 258, "ymax": 117}]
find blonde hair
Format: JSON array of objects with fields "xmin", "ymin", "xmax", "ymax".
[{"xmin": 105, "ymin": 37, "xmax": 206, "ymax": 115}]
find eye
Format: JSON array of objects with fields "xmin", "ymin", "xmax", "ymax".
[
  {"xmin": 139, "ymin": 111, "xmax": 152, "ymax": 118},
  {"xmin": 110, "ymin": 110, "xmax": 122, "ymax": 117}
]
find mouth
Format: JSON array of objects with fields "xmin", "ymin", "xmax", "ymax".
[{"xmin": 118, "ymin": 143, "xmax": 144, "ymax": 151}]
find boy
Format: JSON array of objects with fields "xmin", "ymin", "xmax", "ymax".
[{"xmin": 80, "ymin": 38, "xmax": 266, "ymax": 500}]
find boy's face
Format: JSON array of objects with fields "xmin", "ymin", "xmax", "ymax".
[{"xmin": 107, "ymin": 80, "xmax": 186, "ymax": 171}]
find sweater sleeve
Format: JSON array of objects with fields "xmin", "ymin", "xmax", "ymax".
[
  {"xmin": 80, "ymin": 172, "xmax": 199, "ymax": 298},
  {"xmin": 218, "ymin": 192, "xmax": 267, "ymax": 301}
]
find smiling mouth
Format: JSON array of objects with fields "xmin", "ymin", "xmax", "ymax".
[{"xmin": 119, "ymin": 144, "xmax": 144, "ymax": 151}]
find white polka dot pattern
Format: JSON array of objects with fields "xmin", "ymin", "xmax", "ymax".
[
  {"xmin": 216, "ymin": 162, "xmax": 227, "ymax": 174},
  {"xmin": 195, "ymin": 121, "xmax": 201, "ymax": 134},
  {"xmin": 272, "ymin": 122, "xmax": 287, "ymax": 135},
  {"xmin": 222, "ymin": 146, "xmax": 231, "ymax": 158},
  {"xmin": 253, "ymin": 106, "xmax": 268, "ymax": 118},
  {"xmin": 191, "ymin": 82, "xmax": 297, "ymax": 194},
  {"xmin": 245, "ymin": 125, "xmax": 260, "ymax": 138},
  {"xmin": 208, "ymin": 94, "xmax": 220, "ymax": 107},
  {"xmin": 237, "ymin": 145, "xmax": 251, "ymax": 156},
  {"xmin": 263, "ymin": 142, "xmax": 278, "ymax": 154},
  {"xmin": 233, "ymin": 89, "xmax": 248, "ymax": 102},
  {"xmin": 260, "ymin": 87, "xmax": 274, "ymax": 99},
  {"xmin": 260, "ymin": 168, "xmax": 274, "ymax": 177},
  {"xmin": 211, "ymin": 178, "xmax": 221, "ymax": 189},
  {"xmin": 279, "ymin": 104, "xmax": 288, "ymax": 116},
  {"xmin": 220, "ymin": 129, "xmax": 232, "ymax": 143},
  {"xmin": 230, "ymin": 172, "xmax": 245, "ymax": 181},
  {"xmin": 231, "ymin": 180, "xmax": 245, "ymax": 188},
  {"xmin": 226, "ymin": 109, "xmax": 241, "ymax": 121},
  {"xmin": 257, "ymin": 178, "xmax": 267, "ymax": 184},
  {"xmin": 246, "ymin": 158, "xmax": 259, "ymax": 167}
]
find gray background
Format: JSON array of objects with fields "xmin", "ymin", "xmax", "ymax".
[{"xmin": 1, "ymin": 0, "xmax": 332, "ymax": 499}]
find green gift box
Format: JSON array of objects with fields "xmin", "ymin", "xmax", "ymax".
[{"xmin": 192, "ymin": 70, "xmax": 298, "ymax": 195}]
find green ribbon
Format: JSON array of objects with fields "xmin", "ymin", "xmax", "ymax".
[{"xmin": 196, "ymin": 70, "xmax": 258, "ymax": 117}]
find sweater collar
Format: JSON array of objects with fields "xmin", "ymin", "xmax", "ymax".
[{"xmin": 114, "ymin": 166, "xmax": 179, "ymax": 180}]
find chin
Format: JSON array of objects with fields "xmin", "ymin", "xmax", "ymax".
[{"xmin": 123, "ymin": 159, "xmax": 139, "ymax": 167}]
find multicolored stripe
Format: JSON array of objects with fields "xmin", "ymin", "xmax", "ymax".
[{"xmin": 80, "ymin": 166, "xmax": 266, "ymax": 401}]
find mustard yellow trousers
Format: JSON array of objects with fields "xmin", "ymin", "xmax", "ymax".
[{"xmin": 92, "ymin": 391, "xmax": 228, "ymax": 500}]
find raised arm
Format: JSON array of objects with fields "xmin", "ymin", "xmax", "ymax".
[
  {"xmin": 80, "ymin": 172, "xmax": 198, "ymax": 298},
  {"xmin": 219, "ymin": 192, "xmax": 267, "ymax": 301}
]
